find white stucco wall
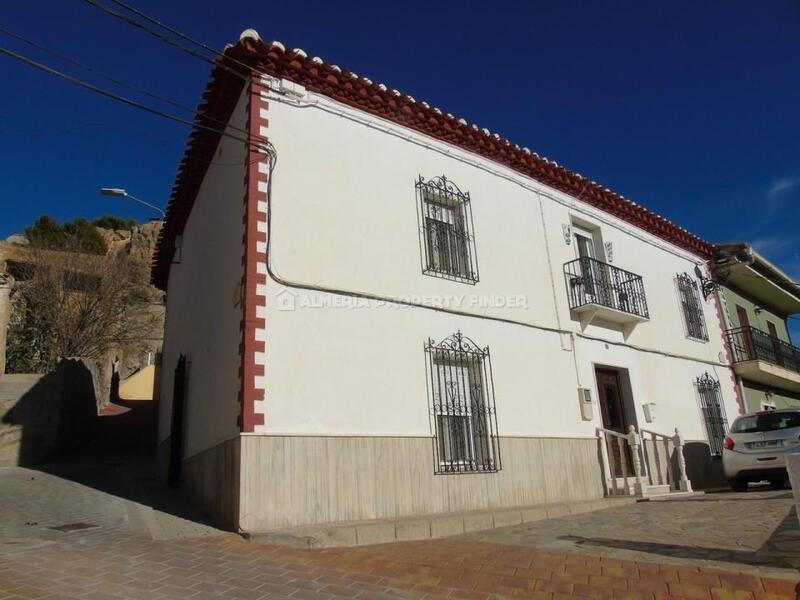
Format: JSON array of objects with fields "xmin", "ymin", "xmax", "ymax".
[
  {"xmin": 158, "ymin": 90, "xmax": 248, "ymax": 459},
  {"xmin": 253, "ymin": 85, "xmax": 739, "ymax": 444}
]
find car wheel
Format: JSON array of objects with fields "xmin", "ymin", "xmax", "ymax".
[
  {"xmin": 730, "ymin": 478, "xmax": 748, "ymax": 492},
  {"xmin": 769, "ymin": 478, "xmax": 787, "ymax": 490}
]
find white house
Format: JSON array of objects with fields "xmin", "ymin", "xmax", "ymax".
[{"xmin": 153, "ymin": 31, "xmax": 741, "ymax": 537}]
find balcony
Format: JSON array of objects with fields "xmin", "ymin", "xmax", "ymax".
[
  {"xmin": 564, "ymin": 257, "xmax": 649, "ymax": 338},
  {"xmin": 725, "ymin": 326, "xmax": 800, "ymax": 391}
]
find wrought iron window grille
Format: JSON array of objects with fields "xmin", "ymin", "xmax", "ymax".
[
  {"xmin": 424, "ymin": 331, "xmax": 500, "ymax": 474},
  {"xmin": 676, "ymin": 273, "xmax": 709, "ymax": 342},
  {"xmin": 695, "ymin": 372, "xmax": 728, "ymax": 457},
  {"xmin": 416, "ymin": 175, "xmax": 478, "ymax": 284}
]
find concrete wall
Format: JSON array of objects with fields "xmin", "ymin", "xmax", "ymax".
[
  {"xmin": 119, "ymin": 365, "xmax": 155, "ymax": 401},
  {"xmin": 158, "ymin": 90, "xmax": 249, "ymax": 460},
  {"xmin": 743, "ymin": 380, "xmax": 800, "ymax": 411},
  {"xmin": 0, "ymin": 361, "xmax": 98, "ymax": 466},
  {"xmin": 0, "ymin": 282, "xmax": 10, "ymax": 375},
  {"xmin": 181, "ymin": 436, "xmax": 240, "ymax": 530}
]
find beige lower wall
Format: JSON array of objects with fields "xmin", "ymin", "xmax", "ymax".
[
  {"xmin": 239, "ymin": 435, "xmax": 605, "ymax": 532},
  {"xmin": 181, "ymin": 436, "xmax": 241, "ymax": 530}
]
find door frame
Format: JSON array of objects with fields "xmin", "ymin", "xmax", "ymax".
[
  {"xmin": 168, "ymin": 354, "xmax": 188, "ymax": 484},
  {"xmin": 595, "ymin": 367, "xmax": 628, "ymax": 433}
]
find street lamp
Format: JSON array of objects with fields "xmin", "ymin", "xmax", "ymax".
[{"xmin": 100, "ymin": 187, "xmax": 165, "ymax": 219}]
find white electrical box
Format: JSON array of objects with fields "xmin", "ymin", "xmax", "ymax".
[
  {"xmin": 578, "ymin": 388, "xmax": 593, "ymax": 421},
  {"xmin": 643, "ymin": 402, "xmax": 656, "ymax": 423}
]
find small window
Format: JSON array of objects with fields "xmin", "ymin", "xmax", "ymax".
[
  {"xmin": 425, "ymin": 331, "xmax": 500, "ymax": 473},
  {"xmin": 695, "ymin": 373, "xmax": 728, "ymax": 456},
  {"xmin": 676, "ymin": 273, "xmax": 708, "ymax": 341},
  {"xmin": 416, "ymin": 175, "xmax": 478, "ymax": 283}
]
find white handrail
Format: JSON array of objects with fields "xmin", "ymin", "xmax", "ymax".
[
  {"xmin": 640, "ymin": 428, "xmax": 693, "ymax": 492},
  {"xmin": 596, "ymin": 427, "xmax": 643, "ymax": 495}
]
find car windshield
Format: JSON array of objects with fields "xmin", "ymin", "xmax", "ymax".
[{"xmin": 732, "ymin": 412, "xmax": 800, "ymax": 433}]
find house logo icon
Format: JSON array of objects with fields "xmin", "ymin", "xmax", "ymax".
[{"xmin": 276, "ymin": 288, "xmax": 297, "ymax": 312}]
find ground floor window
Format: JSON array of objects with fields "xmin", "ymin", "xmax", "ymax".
[
  {"xmin": 695, "ymin": 373, "xmax": 728, "ymax": 456},
  {"xmin": 425, "ymin": 331, "xmax": 500, "ymax": 474}
]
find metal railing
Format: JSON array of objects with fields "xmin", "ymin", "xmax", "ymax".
[
  {"xmin": 725, "ymin": 326, "xmax": 800, "ymax": 374},
  {"xmin": 564, "ymin": 257, "xmax": 649, "ymax": 319}
]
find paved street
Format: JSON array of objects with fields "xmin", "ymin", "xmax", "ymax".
[
  {"xmin": 463, "ymin": 489, "xmax": 800, "ymax": 577},
  {"xmin": 0, "ymin": 462, "xmax": 798, "ymax": 599}
]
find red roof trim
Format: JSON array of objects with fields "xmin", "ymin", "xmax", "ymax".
[
  {"xmin": 239, "ymin": 37, "xmax": 712, "ymax": 259},
  {"xmin": 151, "ymin": 48, "xmax": 256, "ymax": 290},
  {"xmin": 153, "ymin": 38, "xmax": 712, "ymax": 289}
]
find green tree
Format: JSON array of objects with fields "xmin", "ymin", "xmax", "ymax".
[
  {"xmin": 25, "ymin": 215, "xmax": 107, "ymax": 255},
  {"xmin": 91, "ymin": 215, "xmax": 137, "ymax": 231}
]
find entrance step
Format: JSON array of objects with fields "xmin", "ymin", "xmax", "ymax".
[
  {"xmin": 245, "ymin": 497, "xmax": 636, "ymax": 548},
  {"xmin": 638, "ymin": 490, "xmax": 706, "ymax": 502},
  {"xmin": 641, "ymin": 484, "xmax": 672, "ymax": 497}
]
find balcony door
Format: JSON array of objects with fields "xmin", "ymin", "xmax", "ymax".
[
  {"xmin": 574, "ymin": 227, "xmax": 609, "ymax": 305},
  {"xmin": 736, "ymin": 305, "xmax": 754, "ymax": 360},
  {"xmin": 574, "ymin": 228, "xmax": 596, "ymax": 260}
]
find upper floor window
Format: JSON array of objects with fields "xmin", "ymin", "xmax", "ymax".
[
  {"xmin": 424, "ymin": 331, "xmax": 500, "ymax": 474},
  {"xmin": 416, "ymin": 175, "xmax": 478, "ymax": 284},
  {"xmin": 676, "ymin": 273, "xmax": 708, "ymax": 341},
  {"xmin": 695, "ymin": 372, "xmax": 728, "ymax": 456}
]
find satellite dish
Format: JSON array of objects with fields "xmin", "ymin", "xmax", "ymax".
[{"xmin": 693, "ymin": 265, "xmax": 703, "ymax": 279}]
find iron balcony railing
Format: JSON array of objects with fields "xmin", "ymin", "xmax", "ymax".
[
  {"xmin": 725, "ymin": 326, "xmax": 800, "ymax": 374},
  {"xmin": 564, "ymin": 257, "xmax": 649, "ymax": 319}
]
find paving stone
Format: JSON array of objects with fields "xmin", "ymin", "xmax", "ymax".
[{"xmin": 1, "ymin": 464, "xmax": 799, "ymax": 600}]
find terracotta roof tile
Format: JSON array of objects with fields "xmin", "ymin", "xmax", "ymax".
[{"xmin": 152, "ymin": 36, "xmax": 713, "ymax": 290}]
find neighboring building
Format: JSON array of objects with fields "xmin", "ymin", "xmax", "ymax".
[
  {"xmin": 713, "ymin": 243, "xmax": 800, "ymax": 412},
  {"xmin": 153, "ymin": 31, "xmax": 741, "ymax": 534}
]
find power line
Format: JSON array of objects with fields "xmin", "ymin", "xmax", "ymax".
[
  {"xmin": 101, "ymin": 0, "xmax": 271, "ymax": 81},
  {"xmin": 0, "ymin": 25, "xmax": 189, "ymax": 114},
  {"xmin": 0, "ymin": 25, "xmax": 255, "ymax": 141},
  {"xmin": 0, "ymin": 45, "xmax": 272, "ymax": 158},
  {"xmin": 84, "ymin": 0, "xmax": 249, "ymax": 83}
]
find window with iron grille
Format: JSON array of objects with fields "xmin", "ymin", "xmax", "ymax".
[
  {"xmin": 695, "ymin": 373, "xmax": 728, "ymax": 456},
  {"xmin": 416, "ymin": 175, "xmax": 478, "ymax": 283},
  {"xmin": 677, "ymin": 273, "xmax": 708, "ymax": 341},
  {"xmin": 425, "ymin": 331, "xmax": 500, "ymax": 474}
]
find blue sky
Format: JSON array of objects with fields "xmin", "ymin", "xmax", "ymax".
[{"xmin": 1, "ymin": 1, "xmax": 798, "ymax": 334}]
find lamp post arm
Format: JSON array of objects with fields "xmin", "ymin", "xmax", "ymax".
[{"xmin": 124, "ymin": 193, "xmax": 166, "ymax": 219}]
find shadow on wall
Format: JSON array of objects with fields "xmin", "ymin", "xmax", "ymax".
[
  {"xmin": 1, "ymin": 360, "xmax": 97, "ymax": 465},
  {"xmin": 0, "ymin": 359, "xmax": 157, "ymax": 466},
  {"xmin": 684, "ymin": 441, "xmax": 727, "ymax": 489}
]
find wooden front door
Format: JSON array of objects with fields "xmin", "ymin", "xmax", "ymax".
[
  {"xmin": 596, "ymin": 368, "xmax": 630, "ymax": 477},
  {"xmin": 597, "ymin": 369, "xmax": 626, "ymax": 433}
]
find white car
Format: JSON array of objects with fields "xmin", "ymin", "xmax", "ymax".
[{"xmin": 722, "ymin": 409, "xmax": 800, "ymax": 492}]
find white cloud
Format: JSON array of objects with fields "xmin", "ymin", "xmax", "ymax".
[
  {"xmin": 767, "ymin": 176, "xmax": 800, "ymax": 199},
  {"xmin": 751, "ymin": 236, "xmax": 796, "ymax": 257}
]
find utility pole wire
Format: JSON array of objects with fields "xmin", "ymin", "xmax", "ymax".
[
  {"xmin": 0, "ymin": 25, "xmax": 191, "ymax": 115},
  {"xmin": 84, "ymin": 0, "xmax": 249, "ymax": 83},
  {"xmin": 101, "ymin": 0, "xmax": 271, "ymax": 80},
  {"xmin": 0, "ymin": 25, "xmax": 254, "ymax": 141},
  {"xmin": 0, "ymin": 45, "xmax": 272, "ymax": 157}
]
